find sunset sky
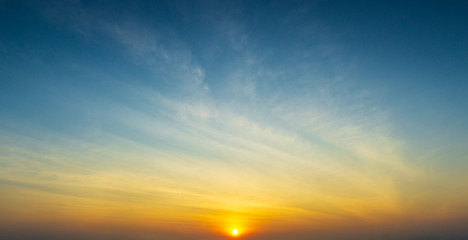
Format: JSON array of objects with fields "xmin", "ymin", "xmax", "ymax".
[{"xmin": 1, "ymin": 1, "xmax": 468, "ymax": 239}]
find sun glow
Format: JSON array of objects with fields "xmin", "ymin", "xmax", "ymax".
[{"xmin": 232, "ymin": 228, "xmax": 239, "ymax": 236}]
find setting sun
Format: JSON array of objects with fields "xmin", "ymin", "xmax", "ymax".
[{"xmin": 232, "ymin": 228, "xmax": 239, "ymax": 236}]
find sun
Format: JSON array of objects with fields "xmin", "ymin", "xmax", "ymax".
[{"xmin": 232, "ymin": 228, "xmax": 239, "ymax": 236}]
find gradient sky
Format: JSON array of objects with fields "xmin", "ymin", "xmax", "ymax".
[{"xmin": 1, "ymin": 1, "xmax": 468, "ymax": 240}]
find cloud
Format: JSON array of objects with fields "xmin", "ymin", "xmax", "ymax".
[
  {"xmin": 102, "ymin": 21, "xmax": 209, "ymax": 98},
  {"xmin": 37, "ymin": 1, "xmax": 413, "ymax": 215},
  {"xmin": 3, "ymin": 2, "xmax": 464, "ymax": 238}
]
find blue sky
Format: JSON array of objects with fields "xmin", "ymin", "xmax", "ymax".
[{"xmin": 1, "ymin": 1, "xmax": 468, "ymax": 239}]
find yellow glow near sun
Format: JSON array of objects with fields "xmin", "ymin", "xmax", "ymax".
[{"xmin": 232, "ymin": 228, "xmax": 239, "ymax": 235}]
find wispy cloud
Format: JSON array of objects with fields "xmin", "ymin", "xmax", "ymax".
[{"xmin": 2, "ymin": 2, "xmax": 467, "ymax": 239}]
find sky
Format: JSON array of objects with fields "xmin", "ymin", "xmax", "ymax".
[{"xmin": 1, "ymin": 0, "xmax": 468, "ymax": 239}]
